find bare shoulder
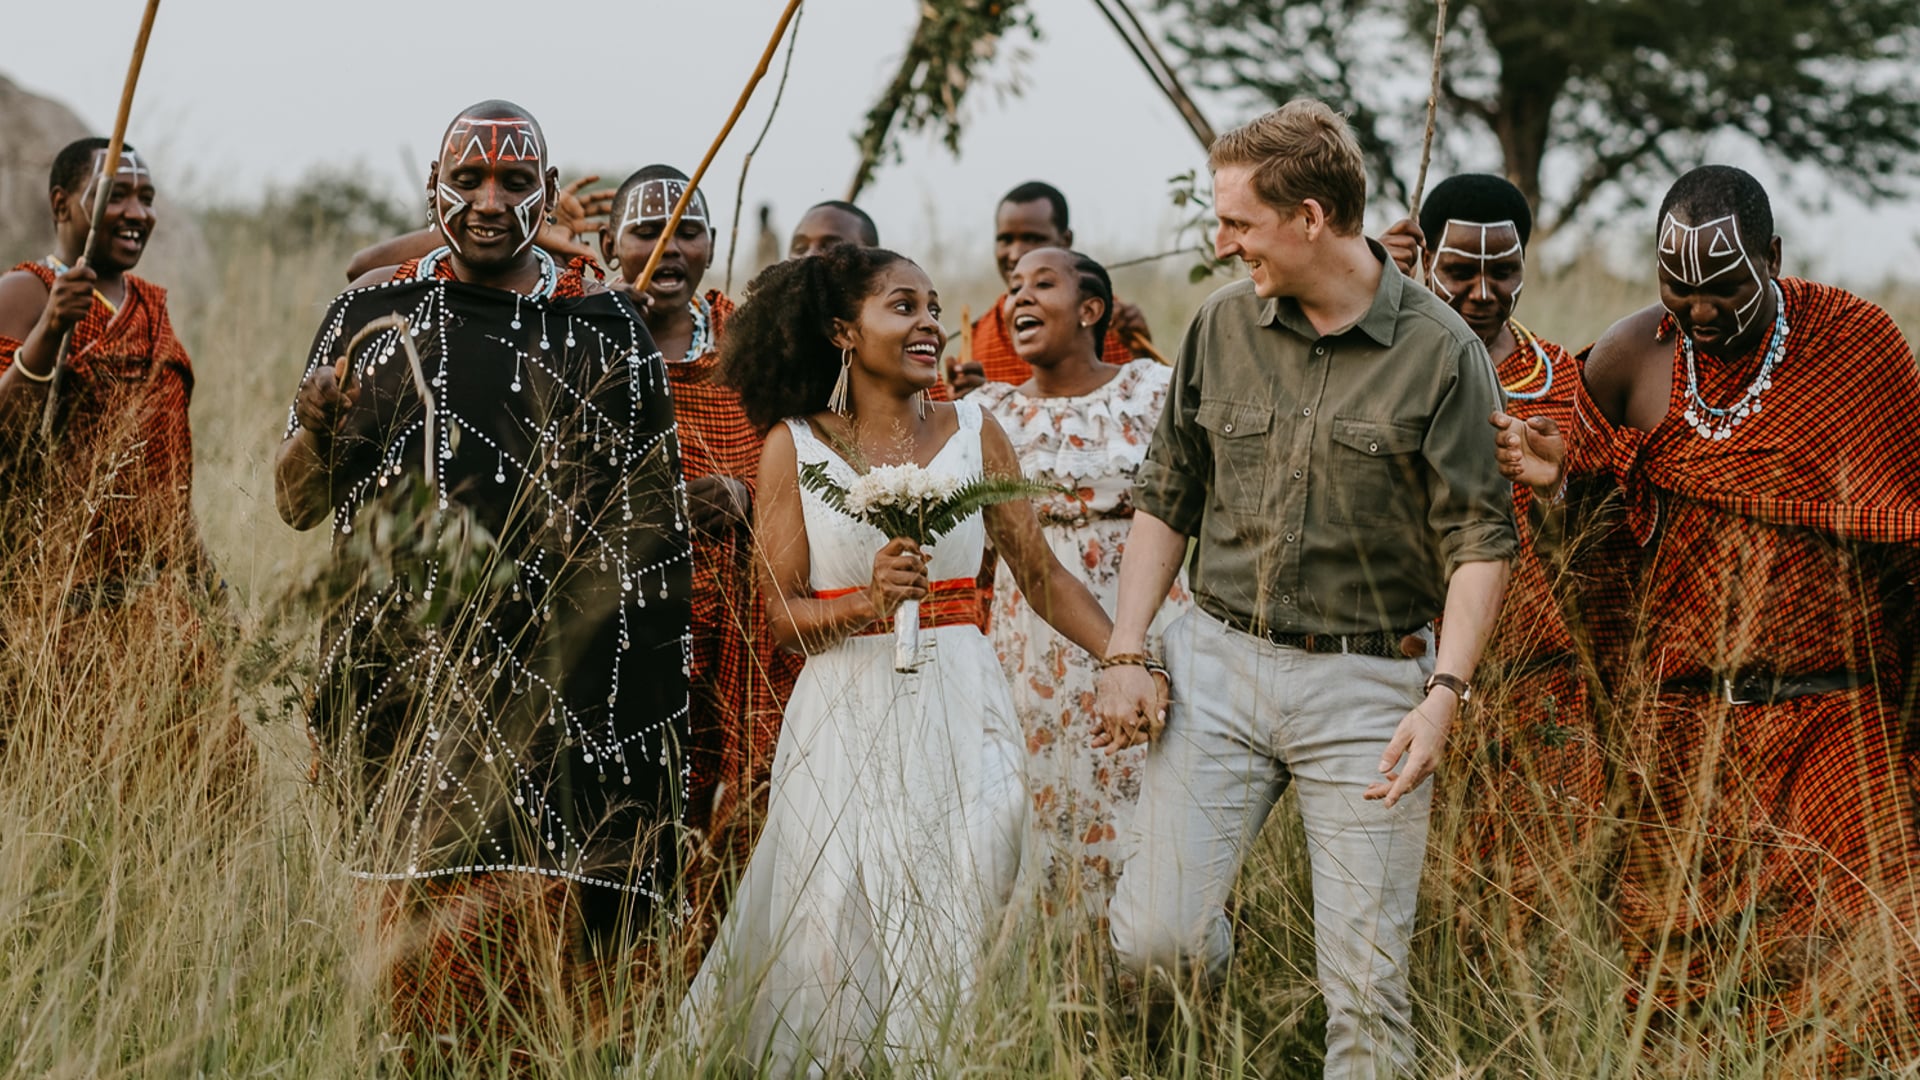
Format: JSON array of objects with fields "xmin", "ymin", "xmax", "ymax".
[
  {"xmin": 346, "ymin": 265, "xmax": 402, "ymax": 291},
  {"xmin": 0, "ymin": 269, "xmax": 51, "ymax": 339},
  {"xmin": 1582, "ymin": 303, "xmax": 1668, "ymax": 423}
]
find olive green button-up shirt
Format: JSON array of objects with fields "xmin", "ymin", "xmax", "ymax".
[{"xmin": 1134, "ymin": 246, "xmax": 1515, "ymax": 636}]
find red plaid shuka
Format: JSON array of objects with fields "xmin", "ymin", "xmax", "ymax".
[
  {"xmin": 1447, "ymin": 326, "xmax": 1603, "ymax": 950},
  {"xmin": 0, "ymin": 261, "xmax": 200, "ymax": 581},
  {"xmin": 378, "ymin": 873, "xmax": 643, "ymax": 1074},
  {"xmin": 969, "ymin": 291, "xmax": 1137, "ymax": 385},
  {"xmin": 1555, "ymin": 278, "xmax": 1920, "ymax": 1068},
  {"xmin": 672, "ymin": 291, "xmax": 803, "ymax": 849}
]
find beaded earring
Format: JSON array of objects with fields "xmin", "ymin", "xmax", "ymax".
[
  {"xmin": 827, "ymin": 346, "xmax": 853, "ymax": 418},
  {"xmin": 913, "ymin": 389, "xmax": 929, "ymax": 420}
]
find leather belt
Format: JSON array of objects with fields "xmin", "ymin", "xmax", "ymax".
[
  {"xmin": 1213, "ymin": 609, "xmax": 1421, "ymax": 659},
  {"xmin": 1659, "ymin": 669, "xmax": 1869, "ymax": 706}
]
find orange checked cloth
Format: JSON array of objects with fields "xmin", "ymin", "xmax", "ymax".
[
  {"xmin": 0, "ymin": 260, "xmax": 200, "ymax": 582},
  {"xmin": 969, "ymin": 291, "xmax": 1137, "ymax": 385},
  {"xmin": 1445, "ymin": 325, "xmax": 1601, "ymax": 956},
  {"xmin": 672, "ymin": 292, "xmax": 803, "ymax": 851},
  {"xmin": 814, "ymin": 577, "xmax": 984, "ymax": 634},
  {"xmin": 1555, "ymin": 278, "xmax": 1920, "ymax": 1071}
]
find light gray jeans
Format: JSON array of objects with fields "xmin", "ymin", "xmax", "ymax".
[{"xmin": 1108, "ymin": 608, "xmax": 1434, "ymax": 1080}]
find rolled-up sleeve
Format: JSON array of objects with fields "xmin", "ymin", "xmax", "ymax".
[
  {"xmin": 1132, "ymin": 309, "xmax": 1210, "ymax": 536},
  {"xmin": 1423, "ymin": 338, "xmax": 1517, "ymax": 575}
]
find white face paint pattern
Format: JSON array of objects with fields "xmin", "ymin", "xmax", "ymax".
[
  {"xmin": 1428, "ymin": 219, "xmax": 1523, "ymax": 303},
  {"xmin": 434, "ymin": 115, "xmax": 549, "ymax": 258},
  {"xmin": 618, "ymin": 178, "xmax": 710, "ymax": 238},
  {"xmin": 83, "ymin": 149, "xmax": 152, "ymax": 206},
  {"xmin": 1657, "ymin": 212, "xmax": 1766, "ymax": 334}
]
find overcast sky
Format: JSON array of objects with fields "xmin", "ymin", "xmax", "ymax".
[{"xmin": 8, "ymin": 0, "xmax": 1918, "ymax": 285}]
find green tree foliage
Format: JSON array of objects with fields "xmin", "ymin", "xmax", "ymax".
[
  {"xmin": 1157, "ymin": 0, "xmax": 1920, "ymax": 232},
  {"xmin": 848, "ymin": 1, "xmax": 1040, "ymax": 199}
]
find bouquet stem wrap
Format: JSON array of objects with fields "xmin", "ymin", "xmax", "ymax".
[{"xmin": 894, "ymin": 598, "xmax": 921, "ymax": 673}]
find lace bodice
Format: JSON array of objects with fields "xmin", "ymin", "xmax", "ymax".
[{"xmin": 784, "ymin": 401, "xmax": 987, "ymax": 593}]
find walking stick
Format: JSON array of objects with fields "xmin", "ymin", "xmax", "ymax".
[
  {"xmin": 632, "ymin": 0, "xmax": 805, "ymax": 296},
  {"xmin": 41, "ymin": 0, "xmax": 162, "ymax": 445},
  {"xmin": 1407, "ymin": 0, "xmax": 1450, "ymax": 279}
]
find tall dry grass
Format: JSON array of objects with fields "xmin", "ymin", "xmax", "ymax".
[{"xmin": 0, "ymin": 191, "xmax": 1916, "ymax": 1078}]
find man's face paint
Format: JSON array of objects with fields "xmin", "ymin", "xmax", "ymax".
[
  {"xmin": 609, "ymin": 178, "xmax": 713, "ymax": 306},
  {"xmin": 1656, "ymin": 212, "xmax": 1768, "ymax": 348},
  {"xmin": 1427, "ymin": 219, "xmax": 1524, "ymax": 346},
  {"xmin": 434, "ymin": 115, "xmax": 548, "ymax": 258},
  {"xmin": 617, "ymin": 178, "xmax": 709, "ymax": 239},
  {"xmin": 72, "ymin": 149, "xmax": 157, "ymax": 271}
]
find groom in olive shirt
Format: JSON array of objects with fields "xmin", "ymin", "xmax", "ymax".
[{"xmin": 1095, "ymin": 100, "xmax": 1513, "ymax": 1080}]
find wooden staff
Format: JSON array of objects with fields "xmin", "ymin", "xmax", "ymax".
[
  {"xmin": 1125, "ymin": 328, "xmax": 1170, "ymax": 367},
  {"xmin": 41, "ymin": 0, "xmax": 162, "ymax": 444},
  {"xmin": 1408, "ymin": 0, "xmax": 1451, "ymax": 227},
  {"xmin": 633, "ymin": 0, "xmax": 805, "ymax": 296}
]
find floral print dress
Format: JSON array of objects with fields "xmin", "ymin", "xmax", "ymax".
[{"xmin": 975, "ymin": 358, "xmax": 1191, "ymax": 917}]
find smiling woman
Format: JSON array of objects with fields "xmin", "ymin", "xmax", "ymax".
[{"xmin": 686, "ymin": 243, "xmax": 1115, "ymax": 1075}]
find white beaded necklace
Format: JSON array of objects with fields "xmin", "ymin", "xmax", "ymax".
[
  {"xmin": 1681, "ymin": 280, "xmax": 1788, "ymax": 442},
  {"xmin": 415, "ymin": 245, "xmax": 558, "ymax": 301}
]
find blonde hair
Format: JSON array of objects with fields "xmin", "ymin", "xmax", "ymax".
[{"xmin": 1208, "ymin": 99, "xmax": 1367, "ymax": 236}]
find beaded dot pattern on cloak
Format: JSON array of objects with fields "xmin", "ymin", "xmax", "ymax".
[{"xmin": 287, "ymin": 242, "xmax": 694, "ymax": 909}]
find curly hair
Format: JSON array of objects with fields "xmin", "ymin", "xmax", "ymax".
[{"xmin": 720, "ymin": 244, "xmax": 910, "ymax": 431}]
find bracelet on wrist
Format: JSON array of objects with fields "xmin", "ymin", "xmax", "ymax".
[
  {"xmin": 13, "ymin": 357, "xmax": 55, "ymax": 383},
  {"xmin": 1099, "ymin": 651, "xmax": 1168, "ymax": 677}
]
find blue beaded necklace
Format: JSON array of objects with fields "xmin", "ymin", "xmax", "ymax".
[{"xmin": 1501, "ymin": 320, "xmax": 1554, "ymax": 402}]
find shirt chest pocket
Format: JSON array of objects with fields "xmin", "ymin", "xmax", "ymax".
[
  {"xmin": 1195, "ymin": 399, "xmax": 1273, "ymax": 516},
  {"xmin": 1327, "ymin": 416, "xmax": 1424, "ymax": 528}
]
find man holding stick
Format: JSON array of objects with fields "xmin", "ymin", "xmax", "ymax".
[
  {"xmin": 1377, "ymin": 174, "xmax": 1600, "ymax": 950},
  {"xmin": 0, "ymin": 138, "xmax": 208, "ymax": 590},
  {"xmin": 1096, "ymin": 100, "xmax": 1513, "ymax": 1079},
  {"xmin": 600, "ymin": 164, "xmax": 802, "ymax": 895}
]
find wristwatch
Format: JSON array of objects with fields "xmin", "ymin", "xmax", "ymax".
[{"xmin": 1424, "ymin": 672, "xmax": 1471, "ymax": 703}]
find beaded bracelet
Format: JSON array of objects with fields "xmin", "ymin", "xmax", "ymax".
[{"xmin": 1099, "ymin": 652, "xmax": 1169, "ymax": 679}]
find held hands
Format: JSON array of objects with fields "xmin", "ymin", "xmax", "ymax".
[
  {"xmin": 1490, "ymin": 410, "xmax": 1567, "ymax": 494},
  {"xmin": 1363, "ymin": 687, "xmax": 1458, "ymax": 807},
  {"xmin": 1379, "ymin": 218, "xmax": 1426, "ymax": 278},
  {"xmin": 864, "ymin": 537, "xmax": 928, "ymax": 622},
  {"xmin": 686, "ymin": 475, "xmax": 750, "ymax": 534},
  {"xmin": 1092, "ymin": 662, "xmax": 1171, "ymax": 754}
]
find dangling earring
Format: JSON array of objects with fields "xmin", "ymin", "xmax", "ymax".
[
  {"xmin": 913, "ymin": 389, "xmax": 929, "ymax": 420},
  {"xmin": 827, "ymin": 346, "xmax": 853, "ymax": 418}
]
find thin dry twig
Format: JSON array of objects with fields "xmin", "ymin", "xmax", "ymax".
[
  {"xmin": 633, "ymin": 0, "xmax": 806, "ymax": 296},
  {"xmin": 1094, "ymin": 0, "xmax": 1216, "ymax": 149},
  {"xmin": 1409, "ymin": 0, "xmax": 1451, "ymax": 226},
  {"xmin": 725, "ymin": 4, "xmax": 806, "ymax": 295}
]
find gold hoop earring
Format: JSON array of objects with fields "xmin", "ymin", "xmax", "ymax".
[
  {"xmin": 913, "ymin": 389, "xmax": 929, "ymax": 420},
  {"xmin": 828, "ymin": 347, "xmax": 853, "ymax": 418}
]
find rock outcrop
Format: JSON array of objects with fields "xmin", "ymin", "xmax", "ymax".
[{"xmin": 0, "ymin": 73, "xmax": 89, "ymax": 263}]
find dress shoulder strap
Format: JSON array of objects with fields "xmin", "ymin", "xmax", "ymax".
[{"xmin": 953, "ymin": 397, "xmax": 983, "ymax": 433}]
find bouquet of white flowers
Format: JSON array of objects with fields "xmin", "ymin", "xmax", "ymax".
[{"xmin": 800, "ymin": 459, "xmax": 1054, "ymax": 672}]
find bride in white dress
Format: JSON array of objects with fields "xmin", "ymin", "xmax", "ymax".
[{"xmin": 684, "ymin": 246, "xmax": 1117, "ymax": 1075}]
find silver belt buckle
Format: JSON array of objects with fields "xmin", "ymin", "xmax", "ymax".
[{"xmin": 1722, "ymin": 676, "xmax": 1756, "ymax": 706}]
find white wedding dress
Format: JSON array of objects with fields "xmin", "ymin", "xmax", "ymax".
[{"xmin": 684, "ymin": 400, "xmax": 1028, "ymax": 1076}]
